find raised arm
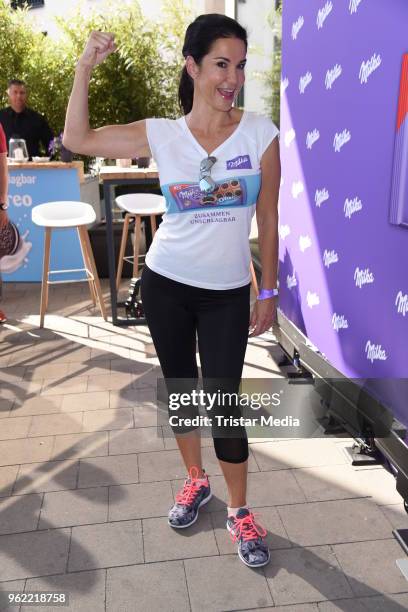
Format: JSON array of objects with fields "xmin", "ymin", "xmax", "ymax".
[{"xmin": 62, "ymin": 32, "xmax": 151, "ymax": 159}]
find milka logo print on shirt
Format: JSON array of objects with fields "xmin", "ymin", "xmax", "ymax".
[
  {"xmin": 317, "ymin": 1, "xmax": 333, "ymax": 29},
  {"xmin": 287, "ymin": 271, "xmax": 297, "ymax": 289},
  {"xmin": 226, "ymin": 155, "xmax": 252, "ymax": 170},
  {"xmin": 359, "ymin": 53, "xmax": 382, "ymax": 85},
  {"xmin": 168, "ymin": 178, "xmax": 247, "ymax": 213}
]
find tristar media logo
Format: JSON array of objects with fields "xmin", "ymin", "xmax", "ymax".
[
  {"xmin": 365, "ymin": 341, "xmax": 387, "ymax": 363},
  {"xmin": 317, "ymin": 1, "xmax": 333, "ymax": 30},
  {"xmin": 359, "ymin": 53, "xmax": 382, "ymax": 85},
  {"xmin": 333, "ymin": 129, "xmax": 351, "ymax": 152},
  {"xmin": 395, "ymin": 291, "xmax": 408, "ymax": 316},
  {"xmin": 226, "ymin": 155, "xmax": 252, "ymax": 170}
]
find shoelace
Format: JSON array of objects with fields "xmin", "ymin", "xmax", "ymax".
[
  {"xmin": 229, "ymin": 512, "xmax": 267, "ymax": 543},
  {"xmin": 175, "ymin": 466, "xmax": 206, "ymax": 506}
]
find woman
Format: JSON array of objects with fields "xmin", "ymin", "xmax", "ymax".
[{"xmin": 63, "ymin": 13, "xmax": 280, "ymax": 569}]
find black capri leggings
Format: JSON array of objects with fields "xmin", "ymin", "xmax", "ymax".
[{"xmin": 140, "ymin": 264, "xmax": 250, "ymax": 464}]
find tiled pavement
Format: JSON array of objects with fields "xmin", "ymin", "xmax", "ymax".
[{"xmin": 0, "ymin": 281, "xmax": 408, "ymax": 612}]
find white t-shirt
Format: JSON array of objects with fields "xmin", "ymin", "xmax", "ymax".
[{"xmin": 145, "ymin": 110, "xmax": 279, "ymax": 289}]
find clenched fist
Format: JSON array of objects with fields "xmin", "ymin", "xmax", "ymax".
[{"xmin": 77, "ymin": 31, "xmax": 117, "ymax": 69}]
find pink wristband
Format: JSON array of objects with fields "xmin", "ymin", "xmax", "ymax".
[{"xmin": 257, "ymin": 288, "xmax": 279, "ymax": 300}]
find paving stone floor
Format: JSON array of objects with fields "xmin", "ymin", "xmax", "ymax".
[{"xmin": 0, "ymin": 281, "xmax": 408, "ymax": 611}]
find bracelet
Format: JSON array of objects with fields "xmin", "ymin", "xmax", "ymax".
[{"xmin": 257, "ymin": 288, "xmax": 279, "ymax": 300}]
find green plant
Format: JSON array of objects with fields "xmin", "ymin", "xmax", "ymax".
[
  {"xmin": 253, "ymin": 1, "xmax": 282, "ymax": 126},
  {"xmin": 0, "ymin": 0, "xmax": 194, "ymax": 168}
]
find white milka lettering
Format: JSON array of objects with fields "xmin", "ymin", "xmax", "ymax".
[
  {"xmin": 323, "ymin": 250, "xmax": 339, "ymax": 268},
  {"xmin": 333, "ymin": 129, "xmax": 351, "ymax": 152},
  {"xmin": 365, "ymin": 341, "xmax": 387, "ymax": 363},
  {"xmin": 344, "ymin": 197, "xmax": 363, "ymax": 219},
  {"xmin": 395, "ymin": 291, "xmax": 408, "ymax": 316},
  {"xmin": 285, "ymin": 128, "xmax": 296, "ymax": 147},
  {"xmin": 325, "ymin": 64, "xmax": 342, "ymax": 90},
  {"xmin": 317, "ymin": 1, "xmax": 333, "ymax": 29},
  {"xmin": 354, "ymin": 267, "xmax": 374, "ymax": 288},
  {"xmin": 315, "ymin": 188, "xmax": 329, "ymax": 207},
  {"xmin": 287, "ymin": 272, "xmax": 297, "ymax": 289},
  {"xmin": 281, "ymin": 77, "xmax": 289, "ymax": 94},
  {"xmin": 292, "ymin": 16, "xmax": 304, "ymax": 40},
  {"xmin": 332, "ymin": 313, "xmax": 349, "ymax": 331},
  {"xmin": 279, "ymin": 224, "xmax": 291, "ymax": 240},
  {"xmin": 306, "ymin": 129, "xmax": 320, "ymax": 150},
  {"xmin": 359, "ymin": 53, "xmax": 382, "ymax": 85},
  {"xmin": 307, "ymin": 291, "xmax": 320, "ymax": 308},
  {"xmin": 292, "ymin": 181, "xmax": 304, "ymax": 199},
  {"xmin": 299, "ymin": 235, "xmax": 312, "ymax": 252},
  {"xmin": 299, "ymin": 71, "xmax": 313, "ymax": 94},
  {"xmin": 349, "ymin": 0, "xmax": 363, "ymax": 15}
]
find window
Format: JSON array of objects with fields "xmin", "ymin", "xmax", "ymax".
[{"xmin": 11, "ymin": 0, "xmax": 45, "ymax": 9}]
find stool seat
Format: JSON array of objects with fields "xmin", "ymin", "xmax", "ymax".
[
  {"xmin": 116, "ymin": 194, "xmax": 166, "ymax": 216},
  {"xmin": 32, "ymin": 201, "xmax": 96, "ymax": 228},
  {"xmin": 31, "ymin": 201, "xmax": 106, "ymax": 327}
]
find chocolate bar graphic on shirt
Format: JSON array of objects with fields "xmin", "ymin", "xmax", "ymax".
[
  {"xmin": 390, "ymin": 53, "xmax": 408, "ymax": 227},
  {"xmin": 169, "ymin": 178, "xmax": 247, "ymax": 212}
]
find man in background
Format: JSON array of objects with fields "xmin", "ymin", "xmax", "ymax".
[
  {"xmin": 0, "ymin": 122, "xmax": 9, "ymax": 323},
  {"xmin": 0, "ymin": 79, "xmax": 54, "ymax": 158}
]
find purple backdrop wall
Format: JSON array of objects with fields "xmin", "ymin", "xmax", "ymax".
[{"xmin": 279, "ymin": 1, "xmax": 408, "ymax": 424}]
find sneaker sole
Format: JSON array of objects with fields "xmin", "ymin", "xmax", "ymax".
[
  {"xmin": 226, "ymin": 520, "xmax": 271, "ymax": 568},
  {"xmin": 168, "ymin": 489, "xmax": 213, "ymax": 529}
]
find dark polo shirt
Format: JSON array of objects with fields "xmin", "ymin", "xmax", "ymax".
[{"xmin": 0, "ymin": 106, "xmax": 54, "ymax": 158}]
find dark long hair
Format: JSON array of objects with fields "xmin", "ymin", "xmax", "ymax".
[{"xmin": 178, "ymin": 14, "xmax": 248, "ymax": 115}]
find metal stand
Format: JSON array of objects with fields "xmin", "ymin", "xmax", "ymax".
[
  {"xmin": 342, "ymin": 436, "xmax": 384, "ymax": 466},
  {"xmin": 103, "ymin": 177, "xmax": 159, "ymax": 326}
]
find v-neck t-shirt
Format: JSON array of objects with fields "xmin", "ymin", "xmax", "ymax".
[{"xmin": 145, "ymin": 110, "xmax": 279, "ymax": 290}]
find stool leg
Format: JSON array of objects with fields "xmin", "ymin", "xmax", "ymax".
[
  {"xmin": 40, "ymin": 227, "xmax": 52, "ymax": 328},
  {"xmin": 150, "ymin": 214, "xmax": 157, "ymax": 236},
  {"xmin": 79, "ymin": 226, "xmax": 107, "ymax": 321},
  {"xmin": 250, "ymin": 260, "xmax": 259, "ymax": 296},
  {"xmin": 116, "ymin": 213, "xmax": 131, "ymax": 291},
  {"xmin": 77, "ymin": 227, "xmax": 96, "ymax": 305},
  {"xmin": 133, "ymin": 215, "xmax": 141, "ymax": 277}
]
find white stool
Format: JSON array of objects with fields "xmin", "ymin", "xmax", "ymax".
[
  {"xmin": 32, "ymin": 201, "xmax": 107, "ymax": 328},
  {"xmin": 115, "ymin": 193, "xmax": 166, "ymax": 289}
]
